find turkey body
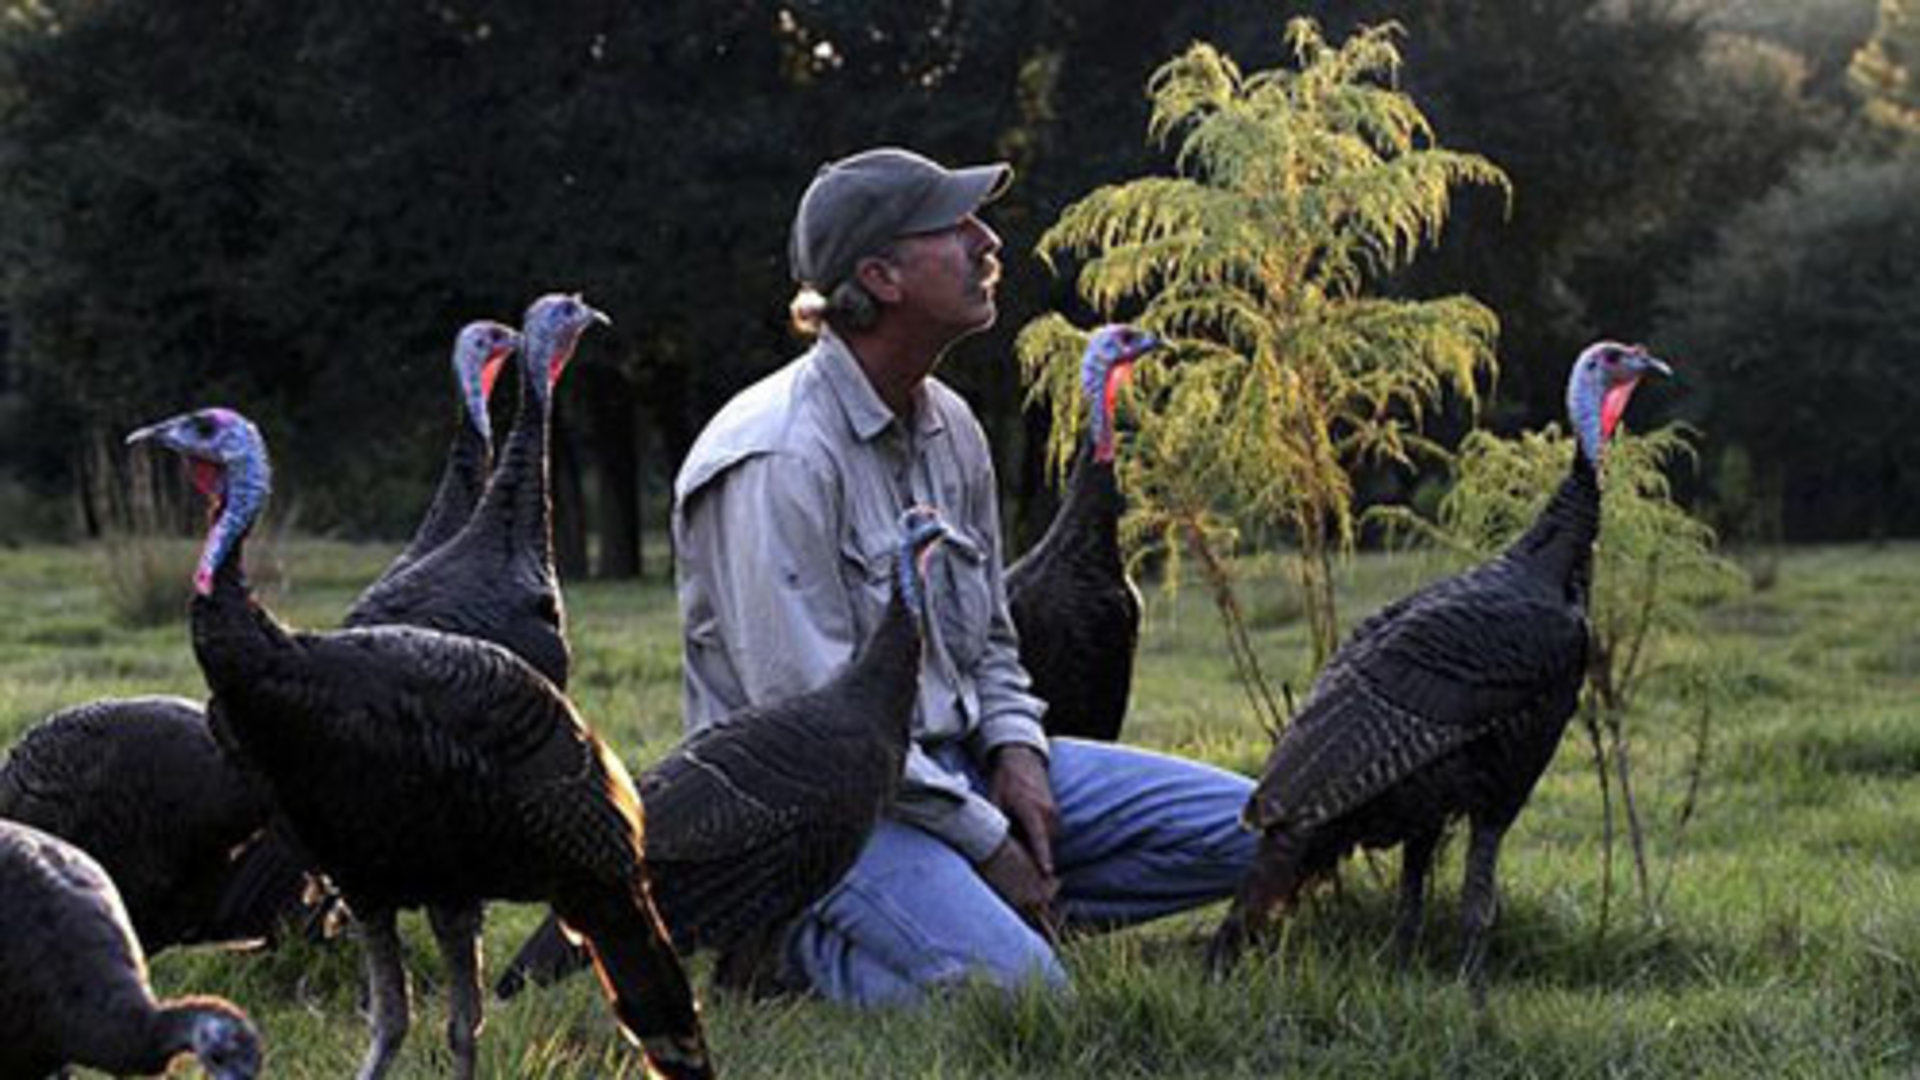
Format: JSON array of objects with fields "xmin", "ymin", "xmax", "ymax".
[
  {"xmin": 196, "ymin": 580, "xmax": 709, "ymax": 1078},
  {"xmin": 201, "ymin": 618, "xmax": 626, "ymax": 911},
  {"xmin": 1208, "ymin": 456, "xmax": 1596, "ymax": 983},
  {"xmin": 0, "ymin": 818, "xmax": 260, "ymax": 1078},
  {"xmin": 497, "ymin": 509, "xmax": 944, "ymax": 999},
  {"xmin": 1006, "ymin": 441, "xmax": 1140, "ymax": 742},
  {"xmin": 0, "ymin": 695, "xmax": 304, "ymax": 953},
  {"xmin": 640, "ymin": 635, "xmax": 915, "ymax": 964}
]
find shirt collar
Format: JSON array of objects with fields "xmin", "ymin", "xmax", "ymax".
[{"xmin": 813, "ymin": 329, "xmax": 946, "ymax": 442}]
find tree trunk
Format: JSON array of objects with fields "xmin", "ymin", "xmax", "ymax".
[
  {"xmin": 583, "ymin": 365, "xmax": 641, "ymax": 579},
  {"xmin": 550, "ymin": 397, "xmax": 590, "ymax": 582},
  {"xmin": 644, "ymin": 365, "xmax": 699, "ymax": 573}
]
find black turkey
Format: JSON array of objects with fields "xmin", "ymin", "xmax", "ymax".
[
  {"xmin": 1006, "ymin": 323, "xmax": 1161, "ymax": 742},
  {"xmin": 341, "ymin": 294, "xmax": 605, "ymax": 688},
  {"xmin": 495, "ymin": 506, "xmax": 953, "ymax": 1000},
  {"xmin": 0, "ymin": 817, "xmax": 261, "ymax": 1079},
  {"xmin": 0, "ymin": 695, "xmax": 309, "ymax": 954},
  {"xmin": 127, "ymin": 406, "xmax": 711, "ymax": 1080},
  {"xmin": 1206, "ymin": 342, "xmax": 1671, "ymax": 992},
  {"xmin": 349, "ymin": 319, "xmax": 518, "ymax": 607}
]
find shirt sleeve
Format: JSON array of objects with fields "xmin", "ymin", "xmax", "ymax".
[{"xmin": 892, "ymin": 744, "xmax": 1011, "ymax": 863}]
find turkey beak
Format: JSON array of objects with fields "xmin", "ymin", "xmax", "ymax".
[
  {"xmin": 1115, "ymin": 335, "xmax": 1163, "ymax": 392},
  {"xmin": 125, "ymin": 415, "xmax": 188, "ymax": 451},
  {"xmin": 1640, "ymin": 355, "xmax": 1673, "ymax": 379},
  {"xmin": 588, "ymin": 305, "xmax": 612, "ymax": 328}
]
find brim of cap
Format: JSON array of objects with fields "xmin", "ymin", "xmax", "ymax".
[{"xmin": 897, "ymin": 163, "xmax": 1012, "ymax": 236}]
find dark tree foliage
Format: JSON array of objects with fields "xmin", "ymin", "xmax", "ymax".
[
  {"xmin": 1288, "ymin": 1, "xmax": 1836, "ymax": 435},
  {"xmin": 1655, "ymin": 150, "xmax": 1920, "ymax": 540},
  {"xmin": 0, "ymin": 0, "xmax": 1897, "ymax": 546},
  {"xmin": 0, "ymin": 0, "xmax": 1045, "ymax": 550}
]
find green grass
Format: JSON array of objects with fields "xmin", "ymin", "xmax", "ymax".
[{"xmin": 2, "ymin": 539, "xmax": 1917, "ymax": 1078}]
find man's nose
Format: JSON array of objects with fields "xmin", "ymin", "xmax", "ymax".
[{"xmin": 963, "ymin": 214, "xmax": 1002, "ymax": 256}]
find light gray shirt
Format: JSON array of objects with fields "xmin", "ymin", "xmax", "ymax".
[{"xmin": 672, "ymin": 329, "xmax": 1048, "ymax": 861}]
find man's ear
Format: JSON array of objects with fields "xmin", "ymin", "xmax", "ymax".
[{"xmin": 855, "ymin": 254, "xmax": 902, "ymax": 304}]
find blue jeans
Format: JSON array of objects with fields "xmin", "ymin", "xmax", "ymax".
[{"xmin": 784, "ymin": 738, "xmax": 1257, "ymax": 1007}]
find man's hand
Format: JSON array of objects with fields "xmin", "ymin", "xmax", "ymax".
[
  {"xmin": 989, "ymin": 745, "xmax": 1059, "ymax": 877},
  {"xmin": 977, "ymin": 836, "xmax": 1060, "ymax": 944},
  {"xmin": 980, "ymin": 744, "xmax": 1061, "ymax": 940}
]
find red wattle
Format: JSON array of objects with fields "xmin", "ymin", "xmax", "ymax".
[
  {"xmin": 1601, "ymin": 380, "xmax": 1637, "ymax": 440},
  {"xmin": 1097, "ymin": 363, "xmax": 1134, "ymax": 464},
  {"xmin": 481, "ymin": 352, "xmax": 507, "ymax": 400},
  {"xmin": 189, "ymin": 460, "xmax": 223, "ymax": 499}
]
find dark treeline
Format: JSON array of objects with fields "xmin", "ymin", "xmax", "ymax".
[{"xmin": 1, "ymin": 0, "xmax": 1914, "ymax": 571}]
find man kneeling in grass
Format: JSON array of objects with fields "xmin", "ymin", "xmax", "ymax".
[{"xmin": 672, "ymin": 146, "xmax": 1255, "ymax": 1006}]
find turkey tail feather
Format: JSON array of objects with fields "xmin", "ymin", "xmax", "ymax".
[
  {"xmin": 493, "ymin": 912, "xmax": 589, "ymax": 999},
  {"xmin": 204, "ymin": 829, "xmax": 316, "ymax": 944},
  {"xmin": 561, "ymin": 885, "xmax": 713, "ymax": 1080}
]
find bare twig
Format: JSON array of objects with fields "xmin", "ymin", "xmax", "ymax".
[
  {"xmin": 1583, "ymin": 696, "xmax": 1615, "ymax": 941},
  {"xmin": 1616, "ymin": 552, "xmax": 1663, "ymax": 706},
  {"xmin": 1183, "ymin": 520, "xmax": 1289, "ymax": 738},
  {"xmin": 1656, "ymin": 678, "xmax": 1715, "ymax": 910},
  {"xmin": 1607, "ymin": 705, "xmax": 1655, "ymax": 924}
]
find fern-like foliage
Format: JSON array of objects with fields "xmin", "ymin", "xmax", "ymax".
[{"xmin": 1017, "ymin": 15, "xmax": 1510, "ymax": 668}]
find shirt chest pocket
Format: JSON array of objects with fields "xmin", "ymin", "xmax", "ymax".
[{"xmin": 847, "ymin": 522, "xmax": 995, "ymax": 671}]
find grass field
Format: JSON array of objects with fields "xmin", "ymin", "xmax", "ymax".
[{"xmin": 2, "ymin": 538, "xmax": 1917, "ymax": 1078}]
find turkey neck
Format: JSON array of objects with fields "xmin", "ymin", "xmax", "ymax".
[
  {"xmin": 97, "ymin": 1000, "xmax": 221, "ymax": 1076},
  {"xmin": 470, "ymin": 348, "xmax": 553, "ymax": 569},
  {"xmin": 1502, "ymin": 450, "xmax": 1599, "ymax": 605},
  {"xmin": 190, "ymin": 519, "xmax": 293, "ymax": 697},
  {"xmin": 396, "ymin": 396, "xmax": 490, "ymax": 569},
  {"xmin": 837, "ymin": 590, "xmax": 921, "ymax": 746},
  {"xmin": 1048, "ymin": 440, "xmax": 1126, "ymax": 570}
]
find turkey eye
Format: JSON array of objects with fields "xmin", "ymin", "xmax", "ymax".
[{"xmin": 192, "ymin": 416, "xmax": 216, "ymax": 437}]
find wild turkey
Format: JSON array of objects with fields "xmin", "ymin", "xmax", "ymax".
[
  {"xmin": 1206, "ymin": 342, "xmax": 1671, "ymax": 991},
  {"xmin": 0, "ymin": 817, "xmax": 262, "ymax": 1078},
  {"xmin": 341, "ymin": 294, "xmax": 606, "ymax": 687},
  {"xmin": 127, "ymin": 406, "xmax": 711, "ymax": 1080},
  {"xmin": 349, "ymin": 319, "xmax": 518, "ymax": 606},
  {"xmin": 0, "ymin": 695, "xmax": 309, "ymax": 954},
  {"xmin": 1006, "ymin": 323, "xmax": 1161, "ymax": 741},
  {"xmin": 494, "ymin": 506, "xmax": 953, "ymax": 1000}
]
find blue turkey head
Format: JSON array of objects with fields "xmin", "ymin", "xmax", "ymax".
[
  {"xmin": 453, "ymin": 319, "xmax": 520, "ymax": 445},
  {"xmin": 1566, "ymin": 341, "xmax": 1673, "ymax": 464},
  {"xmin": 1079, "ymin": 324, "xmax": 1162, "ymax": 463},
  {"xmin": 189, "ymin": 1006, "xmax": 262, "ymax": 1080},
  {"xmin": 126, "ymin": 407, "xmax": 273, "ymax": 594},
  {"xmin": 125, "ymin": 407, "xmax": 270, "ymax": 507},
  {"xmin": 895, "ymin": 505, "xmax": 954, "ymax": 622},
  {"xmin": 522, "ymin": 292, "xmax": 610, "ymax": 400}
]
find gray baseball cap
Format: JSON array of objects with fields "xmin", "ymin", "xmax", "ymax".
[{"xmin": 788, "ymin": 147, "xmax": 1012, "ymax": 294}]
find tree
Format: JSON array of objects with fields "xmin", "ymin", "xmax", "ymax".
[
  {"xmin": 1019, "ymin": 16, "xmax": 1507, "ymax": 689},
  {"xmin": 1654, "ymin": 150, "xmax": 1920, "ymax": 540},
  {"xmin": 0, "ymin": 0, "xmax": 1045, "ymax": 562}
]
